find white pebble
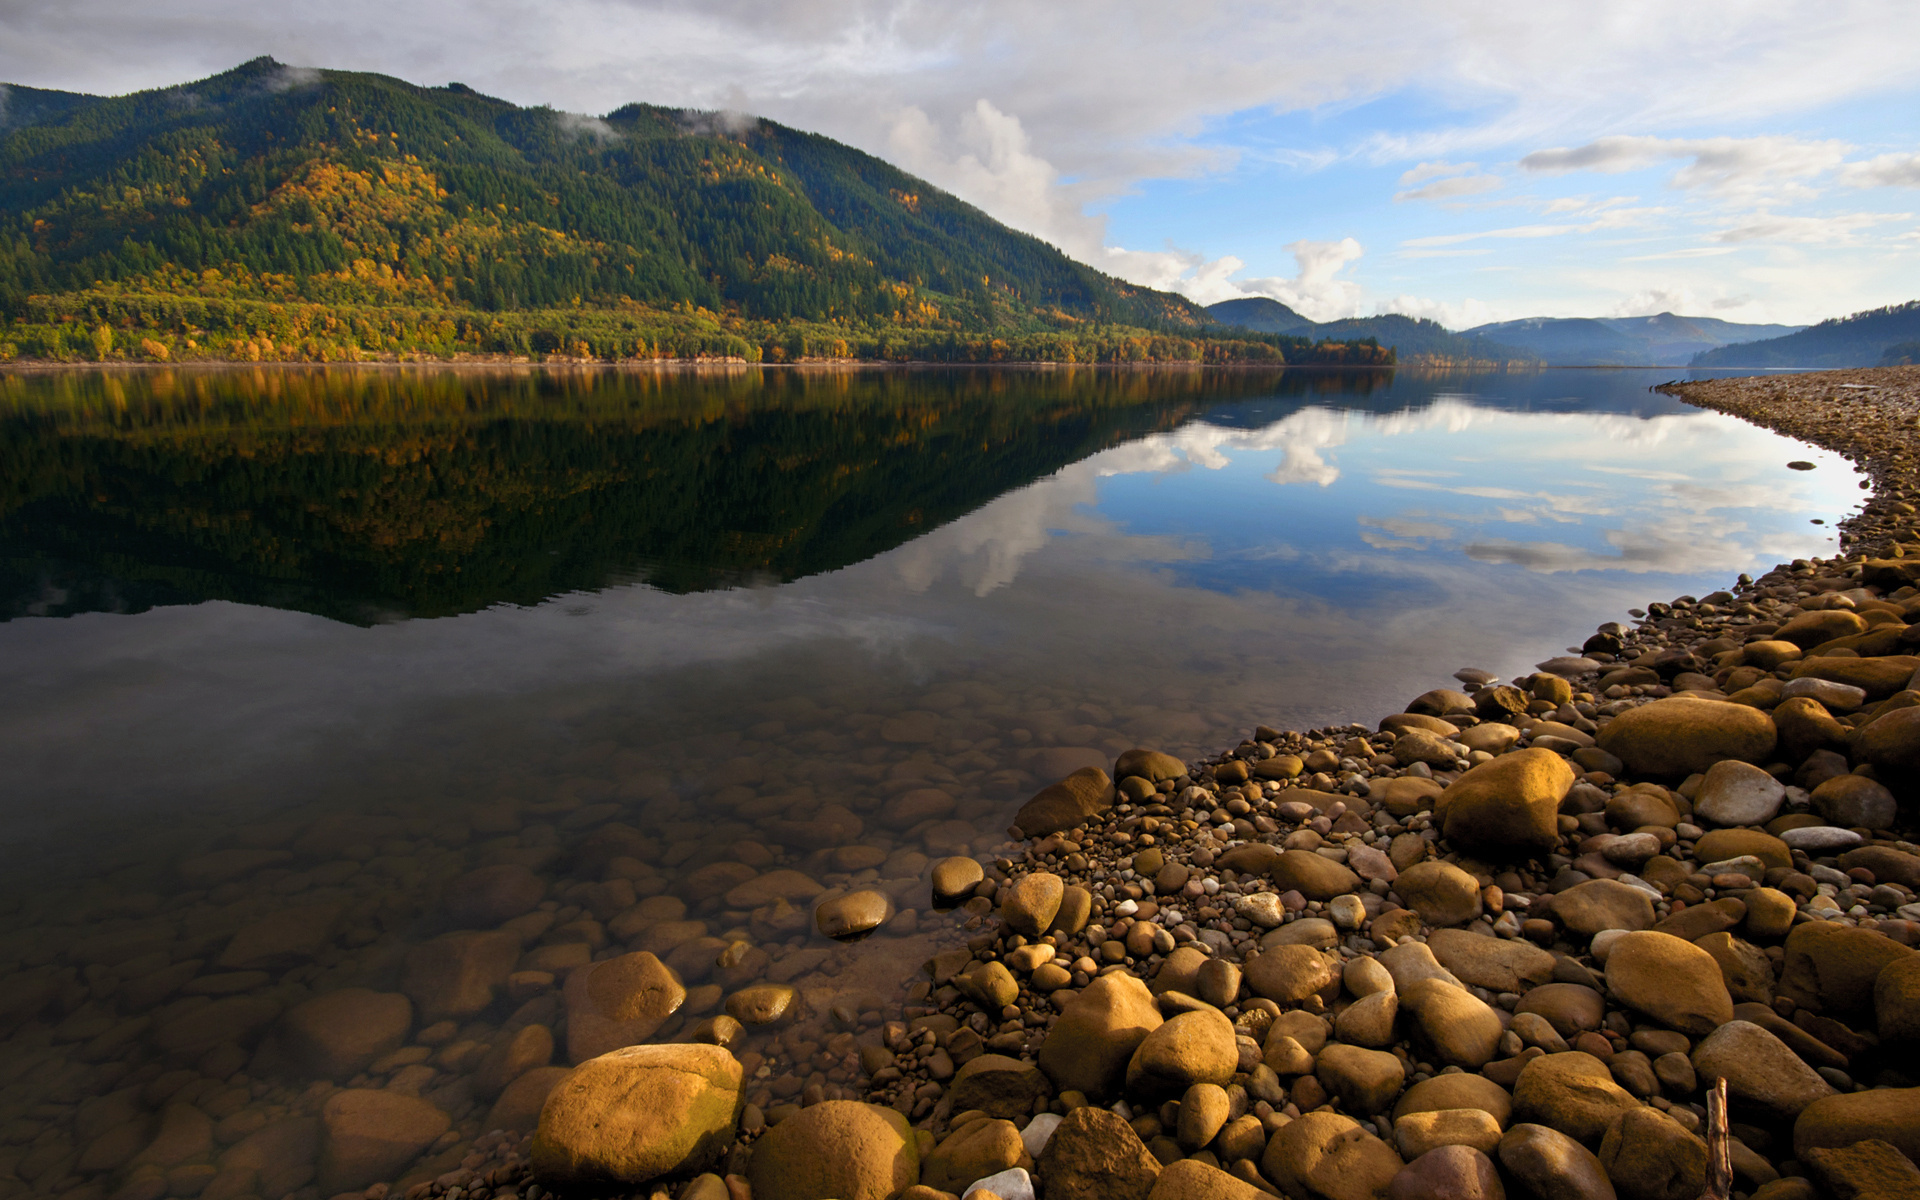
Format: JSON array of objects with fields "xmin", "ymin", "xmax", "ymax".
[
  {"xmin": 1020, "ymin": 1112, "xmax": 1063, "ymax": 1157},
  {"xmin": 964, "ymin": 1167, "xmax": 1034, "ymax": 1200}
]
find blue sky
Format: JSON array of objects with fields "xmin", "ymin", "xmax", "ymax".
[{"xmin": 3, "ymin": 1, "xmax": 1916, "ymax": 327}]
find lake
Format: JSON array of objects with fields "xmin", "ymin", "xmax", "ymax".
[{"xmin": 0, "ymin": 364, "xmax": 1860, "ymax": 1192}]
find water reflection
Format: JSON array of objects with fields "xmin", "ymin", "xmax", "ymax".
[{"xmin": 0, "ymin": 365, "xmax": 1865, "ymax": 1198}]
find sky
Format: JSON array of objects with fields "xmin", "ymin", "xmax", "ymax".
[{"xmin": 2, "ymin": 1, "xmax": 1917, "ymax": 327}]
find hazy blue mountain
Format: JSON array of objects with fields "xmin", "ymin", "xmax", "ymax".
[
  {"xmin": 1206, "ymin": 303, "xmax": 1531, "ymax": 364},
  {"xmin": 1692, "ymin": 302, "xmax": 1920, "ymax": 369},
  {"xmin": 1463, "ymin": 313, "xmax": 1806, "ymax": 366}
]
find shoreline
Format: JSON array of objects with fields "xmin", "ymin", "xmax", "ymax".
[{"xmin": 578, "ymin": 365, "xmax": 1920, "ymax": 1199}]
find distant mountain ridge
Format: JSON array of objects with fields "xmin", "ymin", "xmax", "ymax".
[
  {"xmin": 1463, "ymin": 313, "xmax": 1805, "ymax": 366},
  {"xmin": 1206, "ymin": 299, "xmax": 1530, "ymax": 365},
  {"xmin": 1690, "ymin": 301, "xmax": 1920, "ymax": 369}
]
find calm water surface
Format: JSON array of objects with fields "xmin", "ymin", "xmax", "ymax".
[{"xmin": 0, "ymin": 365, "xmax": 1863, "ymax": 1192}]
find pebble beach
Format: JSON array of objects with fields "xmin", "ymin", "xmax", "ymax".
[{"xmin": 6, "ymin": 366, "xmax": 1920, "ymax": 1200}]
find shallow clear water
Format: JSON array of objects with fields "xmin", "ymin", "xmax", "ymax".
[{"xmin": 0, "ymin": 364, "xmax": 1863, "ymax": 1192}]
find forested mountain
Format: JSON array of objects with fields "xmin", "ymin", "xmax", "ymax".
[
  {"xmin": 0, "ymin": 59, "xmax": 1388, "ymax": 366},
  {"xmin": 1463, "ymin": 313, "xmax": 1804, "ymax": 365},
  {"xmin": 1690, "ymin": 301, "xmax": 1920, "ymax": 369},
  {"xmin": 1207, "ymin": 301, "xmax": 1527, "ymax": 365}
]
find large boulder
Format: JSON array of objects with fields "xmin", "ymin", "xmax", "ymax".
[
  {"xmin": 1038, "ymin": 973, "xmax": 1162, "ymax": 1101},
  {"xmin": 920, "ymin": 1119, "xmax": 1031, "ymax": 1194},
  {"xmin": 1396, "ymin": 862, "xmax": 1483, "ymax": 928},
  {"xmin": 1318, "ymin": 1044, "xmax": 1408, "ymax": 1115},
  {"xmin": 1269, "ymin": 850, "xmax": 1362, "ymax": 901},
  {"xmin": 1399, "ymin": 978, "xmax": 1503, "ymax": 1069},
  {"xmin": 1594, "ymin": 697, "xmax": 1776, "ymax": 777},
  {"xmin": 1245, "ymin": 944, "xmax": 1339, "ymax": 1004},
  {"xmin": 1551, "ymin": 879, "xmax": 1656, "ymax": 938},
  {"xmin": 1386, "ymin": 1145, "xmax": 1504, "ymax": 1200},
  {"xmin": 1263, "ymin": 1111, "xmax": 1403, "ymax": 1200},
  {"xmin": 1597, "ymin": 1109, "xmax": 1704, "ymax": 1200},
  {"xmin": 947, "ymin": 1055, "xmax": 1049, "ymax": 1120},
  {"xmin": 1603, "ymin": 932, "xmax": 1733, "ymax": 1036},
  {"xmin": 1116, "ymin": 749, "xmax": 1188, "ymax": 783},
  {"xmin": 277, "ymin": 989, "xmax": 412, "ymax": 1080},
  {"xmin": 1778, "ymin": 922, "xmax": 1914, "ymax": 1022},
  {"xmin": 1880, "ymin": 954, "xmax": 1920, "ymax": 1043},
  {"xmin": 1498, "ymin": 1124, "xmax": 1616, "ymax": 1200},
  {"xmin": 1855, "ymin": 705, "xmax": 1920, "ymax": 776},
  {"xmin": 1690, "ymin": 760, "xmax": 1786, "ymax": 828},
  {"xmin": 1794, "ymin": 1088, "xmax": 1920, "ymax": 1164},
  {"xmin": 1427, "ymin": 929, "xmax": 1555, "ymax": 994},
  {"xmin": 1511, "ymin": 1053, "xmax": 1640, "ymax": 1144},
  {"xmin": 532, "ymin": 1044, "xmax": 743, "ymax": 1185},
  {"xmin": 563, "ymin": 952, "xmax": 688, "ymax": 1064},
  {"xmin": 1014, "ymin": 768, "xmax": 1113, "ymax": 836},
  {"xmin": 317, "ymin": 1090, "xmax": 450, "ymax": 1194},
  {"xmin": 1000, "ymin": 872, "xmax": 1065, "ymax": 937},
  {"xmin": 400, "ymin": 930, "xmax": 520, "ymax": 1022},
  {"xmin": 1150, "ymin": 1159, "xmax": 1269, "ymax": 1200},
  {"xmin": 1037, "ymin": 1106, "xmax": 1161, "ymax": 1200},
  {"xmin": 1789, "ymin": 654, "xmax": 1920, "ymax": 700},
  {"xmin": 1434, "ymin": 749, "xmax": 1572, "ymax": 857},
  {"xmin": 746, "ymin": 1101, "xmax": 917, "ymax": 1200},
  {"xmin": 1690, "ymin": 1021, "xmax": 1836, "ymax": 1123},
  {"xmin": 1394, "ymin": 1074, "xmax": 1514, "ymax": 1129},
  {"xmin": 1125, "ymin": 1009, "xmax": 1237, "ymax": 1096}
]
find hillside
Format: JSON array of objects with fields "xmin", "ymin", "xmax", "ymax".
[
  {"xmin": 0, "ymin": 59, "xmax": 1388, "ymax": 367},
  {"xmin": 1464, "ymin": 313, "xmax": 1805, "ymax": 365},
  {"xmin": 1691, "ymin": 301, "xmax": 1920, "ymax": 369},
  {"xmin": 1206, "ymin": 302, "xmax": 1528, "ymax": 365}
]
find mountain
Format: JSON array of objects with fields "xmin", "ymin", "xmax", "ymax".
[
  {"xmin": 1205, "ymin": 297, "xmax": 1312, "ymax": 334},
  {"xmin": 1691, "ymin": 301, "xmax": 1920, "ymax": 369},
  {"xmin": 1462, "ymin": 313, "xmax": 1806, "ymax": 366},
  {"xmin": 0, "ymin": 59, "xmax": 1387, "ymax": 367},
  {"xmin": 1206, "ymin": 302, "xmax": 1529, "ymax": 365}
]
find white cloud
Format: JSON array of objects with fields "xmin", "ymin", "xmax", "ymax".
[
  {"xmin": 1710, "ymin": 211, "xmax": 1905, "ymax": 244},
  {"xmin": 1395, "ymin": 174, "xmax": 1502, "ymax": 203},
  {"xmin": 1399, "ymin": 160, "xmax": 1479, "ymax": 186},
  {"xmin": 1841, "ymin": 151, "xmax": 1920, "ymax": 188},
  {"xmin": 1519, "ymin": 134, "xmax": 1850, "ymax": 200}
]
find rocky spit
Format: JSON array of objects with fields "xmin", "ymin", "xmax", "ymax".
[{"xmin": 6, "ymin": 365, "xmax": 1920, "ymax": 1200}]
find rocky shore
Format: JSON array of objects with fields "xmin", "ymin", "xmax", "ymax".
[{"xmin": 5, "ymin": 366, "xmax": 1920, "ymax": 1200}]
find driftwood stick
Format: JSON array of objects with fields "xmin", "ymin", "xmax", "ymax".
[{"xmin": 1700, "ymin": 1075, "xmax": 1733, "ymax": 1200}]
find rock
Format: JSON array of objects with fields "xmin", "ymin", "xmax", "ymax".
[
  {"xmin": 1434, "ymin": 749, "xmax": 1572, "ymax": 857},
  {"xmin": 1512, "ymin": 1053, "xmax": 1640, "ymax": 1143},
  {"xmin": 1595, "ymin": 697, "xmax": 1777, "ymax": 778},
  {"xmin": 1400, "ymin": 978, "xmax": 1503, "ymax": 1069},
  {"xmin": 1388, "ymin": 1145, "xmax": 1505, "ymax": 1200},
  {"xmin": 1125, "ymin": 1009, "xmax": 1237, "ymax": 1096},
  {"xmin": 1237, "ymin": 891, "xmax": 1288, "ymax": 929},
  {"xmin": 1778, "ymin": 922, "xmax": 1914, "ymax": 1021},
  {"xmin": 1881, "ymin": 954, "xmax": 1920, "ymax": 1043},
  {"xmin": 1774, "ymin": 609, "xmax": 1869, "ymax": 648},
  {"xmin": 1745, "ymin": 887, "xmax": 1797, "ymax": 938},
  {"xmin": 1336, "ymin": 990, "xmax": 1399, "ymax": 1048},
  {"xmin": 1499, "ymin": 1124, "xmax": 1616, "ymax": 1200},
  {"xmin": 922, "ymin": 1119, "xmax": 1031, "ymax": 1193},
  {"xmin": 1695, "ymin": 932, "xmax": 1773, "ymax": 1005},
  {"xmin": 1116, "ymin": 749, "xmax": 1188, "ymax": 783},
  {"xmin": 1597, "ymin": 1108, "xmax": 1704, "ymax": 1200},
  {"xmin": 531, "ymin": 1044, "xmax": 742, "ymax": 1185},
  {"xmin": 484, "ymin": 1065, "xmax": 570, "ymax": 1132},
  {"xmin": 746, "ymin": 1103, "xmax": 918, "ymax": 1200},
  {"xmin": 1036, "ymin": 1106, "xmax": 1161, "ymax": 1200},
  {"xmin": 1804, "ymin": 1139, "xmax": 1920, "ymax": 1200},
  {"xmin": 1165, "ymin": 1082, "xmax": 1226, "ymax": 1153},
  {"xmin": 129, "ymin": 1103, "xmax": 211, "ymax": 1168},
  {"xmin": 1262, "ymin": 1111, "xmax": 1403, "ymax": 1200},
  {"xmin": 1394, "ymin": 1110, "xmax": 1503, "ymax": 1160},
  {"xmin": 1856, "ymin": 704, "xmax": 1920, "ymax": 777},
  {"xmin": 1552, "ymin": 879, "xmax": 1656, "ymax": 938},
  {"xmin": 218, "ymin": 903, "xmax": 344, "ymax": 970},
  {"xmin": 1000, "ymin": 873, "xmax": 1064, "ymax": 937},
  {"xmin": 400, "ymin": 930, "xmax": 520, "ymax": 1022},
  {"xmin": 1692, "ymin": 828, "xmax": 1790, "ymax": 871},
  {"xmin": 1014, "ymin": 768, "xmax": 1113, "ymax": 837},
  {"xmin": 1773, "ymin": 697, "xmax": 1852, "ymax": 762},
  {"xmin": 1318, "ymin": 1044, "xmax": 1407, "ymax": 1114},
  {"xmin": 1266, "ymin": 916, "xmax": 1339, "ymax": 951},
  {"xmin": 1148, "ymin": 1159, "xmax": 1268, "ymax": 1200},
  {"xmin": 959, "ymin": 961, "xmax": 1020, "ymax": 1010},
  {"xmin": 446, "ymin": 864, "xmax": 546, "ymax": 927},
  {"xmin": 1603, "ymin": 932, "xmax": 1733, "ymax": 1036},
  {"xmin": 724, "ymin": 869, "xmax": 823, "ymax": 910},
  {"xmin": 1839, "ymin": 844, "xmax": 1920, "ymax": 889},
  {"xmin": 1690, "ymin": 1021, "xmax": 1836, "ymax": 1123},
  {"xmin": 1780, "ymin": 824, "xmax": 1863, "ymax": 852},
  {"xmin": 1516, "ymin": 983, "xmax": 1605, "ymax": 1039},
  {"xmin": 1794, "ymin": 1087, "xmax": 1920, "ymax": 1163},
  {"xmin": 1378, "ymin": 941, "xmax": 1464, "ymax": 992},
  {"xmin": 472, "ymin": 1024, "xmax": 556, "ymax": 1099},
  {"xmin": 1789, "ymin": 654, "xmax": 1920, "ymax": 699},
  {"xmin": 1395, "ymin": 730, "xmax": 1466, "ymax": 768},
  {"xmin": 1606, "ymin": 787, "xmax": 1681, "ymax": 830},
  {"xmin": 151, "ymin": 994, "xmax": 281, "ymax": 1057},
  {"xmin": 1427, "ymin": 929, "xmax": 1553, "ymax": 994},
  {"xmin": 725, "ymin": 983, "xmax": 796, "ymax": 1026},
  {"xmin": 1691, "ymin": 761, "xmax": 1787, "ymax": 828},
  {"xmin": 948, "ymin": 1055, "xmax": 1049, "ymax": 1120},
  {"xmin": 1396, "ymin": 862, "xmax": 1483, "ymax": 927},
  {"xmin": 217, "ymin": 1117, "xmax": 320, "ymax": 1198},
  {"xmin": 1038, "ymin": 973, "xmax": 1162, "ymax": 1101},
  {"xmin": 1244, "ymin": 944, "xmax": 1338, "ymax": 1004},
  {"xmin": 1345, "ymin": 956, "xmax": 1395, "ymax": 998},
  {"xmin": 815, "ymin": 890, "xmax": 892, "ymax": 940},
  {"xmin": 564, "ymin": 952, "xmax": 687, "ymax": 1063},
  {"xmin": 1270, "ymin": 850, "xmax": 1362, "ymax": 901},
  {"xmin": 277, "ymin": 989, "xmax": 411, "ymax": 1080},
  {"xmin": 1395, "ymin": 1074, "xmax": 1514, "ymax": 1130},
  {"xmin": 316, "ymin": 1090, "xmax": 450, "ymax": 1194},
  {"xmin": 932, "ymin": 858, "xmax": 985, "ymax": 906}
]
